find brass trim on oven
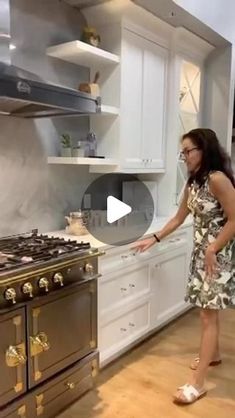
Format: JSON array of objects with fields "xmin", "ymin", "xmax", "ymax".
[
  {"xmin": 36, "ymin": 394, "xmax": 44, "ymax": 416},
  {"xmin": 0, "ymin": 250, "xmax": 102, "ymax": 285},
  {"xmin": 15, "ymin": 382, "xmax": 23, "ymax": 393},
  {"xmin": 89, "ymin": 282, "xmax": 96, "ymax": 294},
  {"xmin": 89, "ymin": 340, "xmax": 96, "ymax": 349},
  {"xmin": 17, "ymin": 405, "xmax": 26, "ymax": 417},
  {"xmin": 91, "ymin": 358, "xmax": 98, "ymax": 378},
  {"xmin": 31, "ymin": 308, "xmax": 43, "ymax": 382},
  {"xmin": 33, "ymin": 308, "xmax": 41, "ymax": 318},
  {"xmin": 35, "ymin": 371, "xmax": 42, "ymax": 381},
  {"xmin": 13, "ymin": 316, "xmax": 22, "ymax": 326},
  {"xmin": 9, "ymin": 315, "xmax": 25, "ymax": 393}
]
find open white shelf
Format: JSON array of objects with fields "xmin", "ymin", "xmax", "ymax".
[
  {"xmin": 46, "ymin": 40, "xmax": 120, "ymax": 67},
  {"xmin": 100, "ymin": 105, "xmax": 119, "ymax": 116},
  {"xmin": 48, "ymin": 157, "xmax": 118, "ymax": 166}
]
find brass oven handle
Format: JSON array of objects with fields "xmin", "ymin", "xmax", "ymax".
[
  {"xmin": 6, "ymin": 343, "xmax": 27, "ymax": 367},
  {"xmin": 30, "ymin": 332, "xmax": 50, "ymax": 357}
]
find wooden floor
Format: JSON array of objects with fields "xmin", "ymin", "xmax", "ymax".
[{"xmin": 59, "ymin": 308, "xmax": 235, "ymax": 418}]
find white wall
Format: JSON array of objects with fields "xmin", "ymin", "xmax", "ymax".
[
  {"xmin": 173, "ymin": 0, "xmax": 235, "ymax": 42},
  {"xmin": 203, "ymin": 46, "xmax": 233, "ymax": 151}
]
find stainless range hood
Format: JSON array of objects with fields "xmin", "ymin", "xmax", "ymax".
[
  {"xmin": 0, "ymin": 63, "xmax": 100, "ymax": 118},
  {"xmin": 0, "ymin": 0, "xmax": 100, "ymax": 118}
]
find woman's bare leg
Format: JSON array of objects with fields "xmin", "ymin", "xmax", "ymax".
[
  {"xmin": 176, "ymin": 308, "xmax": 219, "ymax": 401},
  {"xmin": 192, "ymin": 309, "xmax": 219, "ymax": 387}
]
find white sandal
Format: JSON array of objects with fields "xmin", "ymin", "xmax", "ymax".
[{"xmin": 173, "ymin": 383, "xmax": 207, "ymax": 405}]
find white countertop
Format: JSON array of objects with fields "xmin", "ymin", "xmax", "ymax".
[{"xmin": 46, "ymin": 215, "xmax": 193, "ymax": 251}]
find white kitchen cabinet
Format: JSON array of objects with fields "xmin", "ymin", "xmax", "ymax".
[
  {"xmin": 98, "ymin": 227, "xmax": 191, "ymax": 366},
  {"xmin": 120, "ymin": 29, "xmax": 167, "ymax": 171},
  {"xmin": 150, "ymin": 247, "xmax": 188, "ymax": 329}
]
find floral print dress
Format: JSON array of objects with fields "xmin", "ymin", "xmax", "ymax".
[{"xmin": 185, "ymin": 172, "xmax": 235, "ymax": 309}]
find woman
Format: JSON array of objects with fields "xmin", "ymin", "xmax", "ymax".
[{"xmin": 132, "ymin": 128, "xmax": 235, "ymax": 405}]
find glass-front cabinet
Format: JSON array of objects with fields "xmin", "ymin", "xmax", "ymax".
[{"xmin": 176, "ymin": 59, "xmax": 202, "ymax": 205}]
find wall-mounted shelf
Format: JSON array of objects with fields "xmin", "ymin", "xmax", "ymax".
[
  {"xmin": 48, "ymin": 157, "xmax": 118, "ymax": 167},
  {"xmin": 99, "ymin": 105, "xmax": 119, "ymax": 116},
  {"xmin": 46, "ymin": 40, "xmax": 120, "ymax": 67}
]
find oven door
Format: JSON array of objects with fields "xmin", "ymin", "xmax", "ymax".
[
  {"xmin": 27, "ymin": 279, "xmax": 97, "ymax": 388},
  {"xmin": 0, "ymin": 308, "xmax": 27, "ymax": 407}
]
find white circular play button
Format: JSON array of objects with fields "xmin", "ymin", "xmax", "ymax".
[
  {"xmin": 107, "ymin": 196, "xmax": 132, "ymax": 224},
  {"xmin": 81, "ymin": 173, "xmax": 155, "ymax": 246}
]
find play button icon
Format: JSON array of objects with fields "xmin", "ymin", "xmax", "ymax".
[
  {"xmin": 81, "ymin": 173, "xmax": 155, "ymax": 246},
  {"xmin": 107, "ymin": 196, "xmax": 132, "ymax": 224}
]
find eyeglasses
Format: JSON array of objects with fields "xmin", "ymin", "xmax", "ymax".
[{"xmin": 179, "ymin": 147, "xmax": 199, "ymax": 161}]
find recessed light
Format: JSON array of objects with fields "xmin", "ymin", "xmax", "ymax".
[{"xmin": 9, "ymin": 43, "xmax": 16, "ymax": 50}]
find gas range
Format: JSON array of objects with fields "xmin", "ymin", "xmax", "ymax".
[
  {"xmin": 0, "ymin": 229, "xmax": 100, "ymax": 416},
  {"xmin": 0, "ymin": 229, "xmax": 101, "ymax": 309}
]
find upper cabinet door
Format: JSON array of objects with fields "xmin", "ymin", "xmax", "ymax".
[
  {"xmin": 121, "ymin": 29, "xmax": 144, "ymax": 169},
  {"xmin": 142, "ymin": 40, "xmax": 168, "ymax": 169},
  {"xmin": 120, "ymin": 29, "xmax": 167, "ymax": 171}
]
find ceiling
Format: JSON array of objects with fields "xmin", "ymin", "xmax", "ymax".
[
  {"xmin": 64, "ymin": 0, "xmax": 227, "ymax": 46},
  {"xmin": 64, "ymin": 0, "xmax": 111, "ymax": 8}
]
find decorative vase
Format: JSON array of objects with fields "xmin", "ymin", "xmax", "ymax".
[
  {"xmin": 72, "ymin": 148, "xmax": 84, "ymax": 158},
  {"xmin": 60, "ymin": 147, "xmax": 72, "ymax": 157}
]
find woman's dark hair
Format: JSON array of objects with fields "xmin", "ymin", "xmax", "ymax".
[{"xmin": 182, "ymin": 128, "xmax": 235, "ymax": 187}]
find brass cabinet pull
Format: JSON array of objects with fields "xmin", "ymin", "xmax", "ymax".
[
  {"xmin": 30, "ymin": 332, "xmax": 50, "ymax": 357},
  {"xmin": 66, "ymin": 382, "xmax": 75, "ymax": 390},
  {"xmin": 6, "ymin": 343, "xmax": 27, "ymax": 367}
]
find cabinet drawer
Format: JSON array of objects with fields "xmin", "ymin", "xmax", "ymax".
[
  {"xmin": 99, "ymin": 300, "xmax": 150, "ymax": 357},
  {"xmin": 0, "ymin": 353, "xmax": 98, "ymax": 418},
  {"xmin": 99, "ymin": 264, "xmax": 150, "ymax": 313},
  {"xmin": 99, "ymin": 232, "xmax": 187, "ymax": 275},
  {"xmin": 33, "ymin": 352, "xmax": 98, "ymax": 418}
]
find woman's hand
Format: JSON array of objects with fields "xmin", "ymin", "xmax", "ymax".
[
  {"xmin": 131, "ymin": 236, "xmax": 157, "ymax": 253},
  {"xmin": 205, "ymin": 245, "xmax": 218, "ymax": 281}
]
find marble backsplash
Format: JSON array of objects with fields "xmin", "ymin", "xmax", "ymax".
[
  {"xmin": 0, "ymin": 115, "xmax": 100, "ymax": 237},
  {"xmin": 0, "ymin": 0, "xmax": 101, "ymax": 237}
]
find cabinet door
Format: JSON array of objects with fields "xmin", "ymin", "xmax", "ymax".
[
  {"xmin": 0, "ymin": 309, "xmax": 27, "ymax": 408},
  {"xmin": 121, "ymin": 29, "xmax": 167, "ymax": 171},
  {"xmin": 27, "ymin": 280, "xmax": 97, "ymax": 388},
  {"xmin": 142, "ymin": 40, "xmax": 167, "ymax": 169},
  {"xmin": 150, "ymin": 248, "xmax": 188, "ymax": 328},
  {"xmin": 120, "ymin": 29, "xmax": 144, "ymax": 169}
]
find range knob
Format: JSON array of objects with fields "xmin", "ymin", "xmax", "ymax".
[
  {"xmin": 22, "ymin": 282, "xmax": 33, "ymax": 298},
  {"xmin": 5, "ymin": 288, "xmax": 17, "ymax": 304},
  {"xmin": 53, "ymin": 272, "xmax": 64, "ymax": 287},
  {"xmin": 85, "ymin": 262, "xmax": 94, "ymax": 275},
  {"xmin": 38, "ymin": 277, "xmax": 49, "ymax": 292}
]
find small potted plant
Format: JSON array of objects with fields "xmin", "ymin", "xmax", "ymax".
[
  {"xmin": 60, "ymin": 133, "xmax": 72, "ymax": 157},
  {"xmin": 72, "ymin": 140, "xmax": 85, "ymax": 158}
]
